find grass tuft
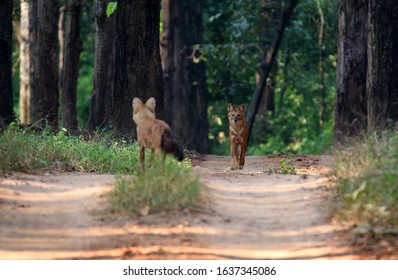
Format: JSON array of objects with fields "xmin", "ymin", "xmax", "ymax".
[
  {"xmin": 109, "ymin": 158, "xmax": 201, "ymax": 215},
  {"xmin": 1, "ymin": 126, "xmax": 201, "ymax": 215}
]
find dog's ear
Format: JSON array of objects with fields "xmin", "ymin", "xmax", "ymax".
[
  {"xmin": 227, "ymin": 103, "xmax": 235, "ymax": 112},
  {"xmin": 132, "ymin": 97, "xmax": 143, "ymax": 113},
  {"xmin": 145, "ymin": 97, "xmax": 156, "ymax": 112},
  {"xmin": 237, "ymin": 104, "xmax": 246, "ymax": 112}
]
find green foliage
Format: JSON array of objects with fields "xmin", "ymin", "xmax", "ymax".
[
  {"xmin": 204, "ymin": 0, "xmax": 338, "ymax": 155},
  {"xmin": 109, "ymin": 158, "xmax": 201, "ymax": 215},
  {"xmin": 0, "ymin": 126, "xmax": 141, "ymax": 175},
  {"xmin": 278, "ymin": 158, "xmax": 297, "ymax": 174},
  {"xmin": 106, "ymin": 2, "xmax": 118, "ymax": 17},
  {"xmin": 76, "ymin": 8, "xmax": 95, "ymax": 128},
  {"xmin": 264, "ymin": 154, "xmax": 297, "ymax": 174},
  {"xmin": 204, "ymin": 0, "xmax": 261, "ymax": 152},
  {"xmin": 10, "ymin": 0, "xmax": 338, "ymax": 157},
  {"xmin": 331, "ymin": 132, "xmax": 398, "ymax": 232}
]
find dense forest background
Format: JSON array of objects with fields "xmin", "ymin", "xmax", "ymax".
[{"xmin": 1, "ymin": 0, "xmax": 397, "ymax": 155}]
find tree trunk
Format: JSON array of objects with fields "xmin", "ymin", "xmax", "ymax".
[
  {"xmin": 60, "ymin": 0, "xmax": 82, "ymax": 133},
  {"xmin": 87, "ymin": 0, "xmax": 115, "ymax": 131},
  {"xmin": 250, "ymin": 0, "xmax": 281, "ymax": 144},
  {"xmin": 367, "ymin": 0, "xmax": 398, "ymax": 133},
  {"xmin": 58, "ymin": 5, "xmax": 65, "ymax": 89},
  {"xmin": 257, "ymin": 0, "xmax": 280, "ymax": 116},
  {"xmin": 161, "ymin": 0, "xmax": 209, "ymax": 153},
  {"xmin": 334, "ymin": 0, "xmax": 368, "ymax": 143},
  {"xmin": 0, "ymin": 0, "xmax": 14, "ymax": 128},
  {"xmin": 246, "ymin": 0, "xmax": 298, "ymax": 143},
  {"xmin": 29, "ymin": 0, "xmax": 38, "ymax": 125},
  {"xmin": 19, "ymin": 0, "xmax": 30, "ymax": 124},
  {"xmin": 32, "ymin": 0, "xmax": 59, "ymax": 131},
  {"xmin": 113, "ymin": 0, "xmax": 164, "ymax": 138}
]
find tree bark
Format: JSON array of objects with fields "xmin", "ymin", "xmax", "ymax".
[
  {"xmin": 161, "ymin": 0, "xmax": 209, "ymax": 153},
  {"xmin": 334, "ymin": 0, "xmax": 368, "ymax": 143},
  {"xmin": 257, "ymin": 0, "xmax": 280, "ymax": 116},
  {"xmin": 58, "ymin": 5, "xmax": 65, "ymax": 88},
  {"xmin": 250, "ymin": 0, "xmax": 281, "ymax": 144},
  {"xmin": 29, "ymin": 0, "xmax": 38, "ymax": 125},
  {"xmin": 60, "ymin": 0, "xmax": 83, "ymax": 133},
  {"xmin": 19, "ymin": 0, "xmax": 30, "ymax": 124},
  {"xmin": 32, "ymin": 0, "xmax": 59, "ymax": 131},
  {"xmin": 246, "ymin": 0, "xmax": 298, "ymax": 143},
  {"xmin": 0, "ymin": 0, "xmax": 14, "ymax": 128},
  {"xmin": 367, "ymin": 0, "xmax": 398, "ymax": 133},
  {"xmin": 87, "ymin": 0, "xmax": 115, "ymax": 131},
  {"xmin": 113, "ymin": 0, "xmax": 164, "ymax": 138}
]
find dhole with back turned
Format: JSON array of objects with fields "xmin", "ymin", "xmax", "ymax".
[
  {"xmin": 228, "ymin": 103, "xmax": 249, "ymax": 170},
  {"xmin": 132, "ymin": 97, "xmax": 184, "ymax": 170}
]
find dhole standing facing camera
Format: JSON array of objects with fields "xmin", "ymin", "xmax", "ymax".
[{"xmin": 227, "ymin": 103, "xmax": 249, "ymax": 170}]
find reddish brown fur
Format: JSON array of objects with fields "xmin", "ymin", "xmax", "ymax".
[
  {"xmin": 132, "ymin": 97, "xmax": 183, "ymax": 170},
  {"xmin": 228, "ymin": 103, "xmax": 249, "ymax": 170}
]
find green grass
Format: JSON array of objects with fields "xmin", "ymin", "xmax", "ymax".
[
  {"xmin": 0, "ymin": 126, "xmax": 201, "ymax": 215},
  {"xmin": 331, "ymin": 132, "xmax": 398, "ymax": 236},
  {"xmin": 109, "ymin": 158, "xmax": 201, "ymax": 215},
  {"xmin": 0, "ymin": 125, "xmax": 141, "ymax": 174}
]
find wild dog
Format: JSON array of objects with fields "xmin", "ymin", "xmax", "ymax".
[
  {"xmin": 132, "ymin": 97, "xmax": 184, "ymax": 170},
  {"xmin": 228, "ymin": 103, "xmax": 249, "ymax": 170}
]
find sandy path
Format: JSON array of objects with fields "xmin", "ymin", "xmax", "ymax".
[
  {"xmin": 192, "ymin": 155, "xmax": 354, "ymax": 259},
  {"xmin": 0, "ymin": 173, "xmax": 115, "ymax": 259},
  {"xmin": 0, "ymin": 155, "xmax": 358, "ymax": 259}
]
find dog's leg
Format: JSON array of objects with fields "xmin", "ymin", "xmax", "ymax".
[
  {"xmin": 140, "ymin": 145, "xmax": 145, "ymax": 171},
  {"xmin": 150, "ymin": 148, "xmax": 155, "ymax": 161},
  {"xmin": 154, "ymin": 147, "xmax": 165, "ymax": 162},
  {"xmin": 235, "ymin": 144, "xmax": 240, "ymax": 169},
  {"xmin": 238, "ymin": 144, "xmax": 245, "ymax": 169},
  {"xmin": 230, "ymin": 142, "xmax": 237, "ymax": 170}
]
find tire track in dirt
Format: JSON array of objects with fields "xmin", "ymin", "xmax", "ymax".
[
  {"xmin": 0, "ymin": 155, "xmax": 358, "ymax": 259},
  {"xmin": 192, "ymin": 155, "xmax": 355, "ymax": 259},
  {"xmin": 0, "ymin": 173, "xmax": 115, "ymax": 259}
]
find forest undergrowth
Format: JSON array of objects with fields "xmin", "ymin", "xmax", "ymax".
[{"xmin": 331, "ymin": 132, "xmax": 398, "ymax": 248}]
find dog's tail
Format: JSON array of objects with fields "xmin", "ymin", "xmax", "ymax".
[{"xmin": 161, "ymin": 129, "xmax": 184, "ymax": 161}]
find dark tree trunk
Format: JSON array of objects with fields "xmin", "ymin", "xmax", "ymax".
[
  {"xmin": 250, "ymin": 0, "xmax": 281, "ymax": 144},
  {"xmin": 257, "ymin": 0, "xmax": 280, "ymax": 116},
  {"xmin": 32, "ymin": 0, "xmax": 59, "ymax": 131},
  {"xmin": 58, "ymin": 5, "xmax": 65, "ymax": 86},
  {"xmin": 334, "ymin": 0, "xmax": 368, "ymax": 143},
  {"xmin": 389, "ymin": 6, "xmax": 398, "ymax": 124},
  {"xmin": 161, "ymin": 0, "xmax": 209, "ymax": 153},
  {"xmin": 367, "ymin": 0, "xmax": 398, "ymax": 133},
  {"xmin": 60, "ymin": 0, "xmax": 83, "ymax": 133},
  {"xmin": 29, "ymin": 0, "xmax": 38, "ymax": 125},
  {"xmin": 0, "ymin": 0, "xmax": 14, "ymax": 128},
  {"xmin": 113, "ymin": 0, "xmax": 164, "ymax": 138},
  {"xmin": 87, "ymin": 0, "xmax": 115, "ymax": 131},
  {"xmin": 246, "ymin": 0, "xmax": 298, "ymax": 143}
]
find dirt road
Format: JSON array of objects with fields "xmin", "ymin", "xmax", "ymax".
[{"xmin": 0, "ymin": 155, "xmax": 358, "ymax": 259}]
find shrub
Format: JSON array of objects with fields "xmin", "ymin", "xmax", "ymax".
[{"xmin": 331, "ymin": 132, "xmax": 398, "ymax": 232}]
